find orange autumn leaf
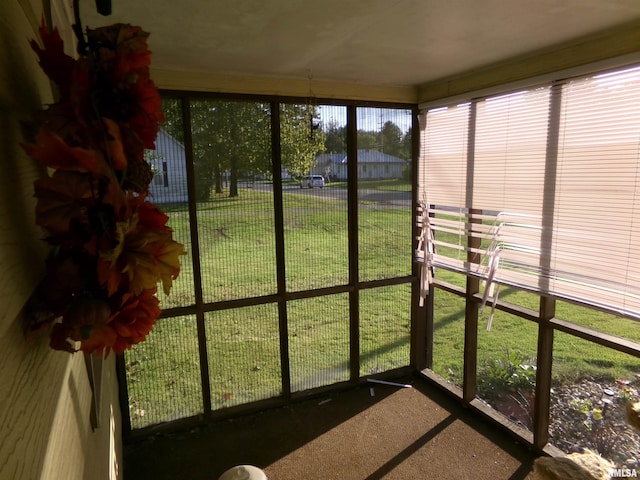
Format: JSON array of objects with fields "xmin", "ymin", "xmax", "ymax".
[
  {"xmin": 155, "ymin": 236, "xmax": 186, "ymax": 295},
  {"xmin": 99, "ymin": 218, "xmax": 185, "ymax": 296},
  {"xmin": 119, "ymin": 229, "xmax": 184, "ymax": 296},
  {"xmin": 96, "ymin": 259, "xmax": 122, "ymax": 297}
]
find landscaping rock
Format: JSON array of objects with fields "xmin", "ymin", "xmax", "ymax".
[{"xmin": 548, "ymin": 377, "xmax": 640, "ymax": 470}]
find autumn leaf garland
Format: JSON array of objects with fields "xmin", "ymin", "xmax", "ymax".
[{"xmin": 24, "ymin": 20, "xmax": 185, "ymax": 355}]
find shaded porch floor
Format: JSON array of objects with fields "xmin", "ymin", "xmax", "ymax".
[{"xmin": 123, "ymin": 374, "xmax": 540, "ymax": 479}]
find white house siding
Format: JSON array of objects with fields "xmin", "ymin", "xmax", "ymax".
[
  {"xmin": 311, "ymin": 150, "xmax": 407, "ymax": 181},
  {"xmin": 147, "ymin": 129, "xmax": 189, "ymax": 204}
]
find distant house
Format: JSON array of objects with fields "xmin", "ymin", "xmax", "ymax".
[
  {"xmin": 311, "ymin": 150, "xmax": 408, "ymax": 181},
  {"xmin": 147, "ymin": 128, "xmax": 188, "ymax": 204}
]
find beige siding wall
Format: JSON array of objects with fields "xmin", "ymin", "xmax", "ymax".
[{"xmin": 0, "ymin": 2, "xmax": 122, "ymax": 479}]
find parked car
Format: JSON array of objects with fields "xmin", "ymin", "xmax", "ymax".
[{"xmin": 299, "ymin": 175, "xmax": 325, "ymax": 188}]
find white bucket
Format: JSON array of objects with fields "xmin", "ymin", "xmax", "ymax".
[{"xmin": 217, "ymin": 465, "xmax": 268, "ymax": 480}]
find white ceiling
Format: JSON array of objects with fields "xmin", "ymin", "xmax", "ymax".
[{"xmin": 80, "ymin": 0, "xmax": 640, "ymax": 90}]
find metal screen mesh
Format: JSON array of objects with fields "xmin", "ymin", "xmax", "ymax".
[
  {"xmin": 288, "ymin": 294, "xmax": 350, "ymax": 392},
  {"xmin": 150, "ymin": 97, "xmax": 195, "ymax": 309},
  {"xmin": 359, "ymin": 284, "xmax": 411, "ymax": 376},
  {"xmin": 357, "ymin": 107, "xmax": 413, "ymax": 282},
  {"xmin": 283, "ymin": 104, "xmax": 349, "ymax": 291},
  {"xmin": 125, "ymin": 315, "xmax": 202, "ymax": 429},
  {"xmin": 123, "ymin": 97, "xmax": 415, "ymax": 431},
  {"xmin": 191, "ymin": 98, "xmax": 277, "ymax": 303},
  {"xmin": 206, "ymin": 304, "xmax": 281, "ymax": 409}
]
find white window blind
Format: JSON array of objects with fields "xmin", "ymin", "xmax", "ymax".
[
  {"xmin": 417, "ymin": 104, "xmax": 469, "ymax": 282},
  {"xmin": 417, "ymin": 65, "xmax": 640, "ymax": 320},
  {"xmin": 551, "ymin": 67, "xmax": 640, "ymax": 315}
]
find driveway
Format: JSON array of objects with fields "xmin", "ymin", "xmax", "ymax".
[{"xmin": 255, "ymin": 183, "xmax": 411, "ymax": 207}]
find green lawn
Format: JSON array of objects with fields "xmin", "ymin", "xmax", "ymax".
[
  {"xmin": 431, "ymin": 271, "xmax": 640, "ymax": 389},
  {"xmin": 126, "ymin": 183, "xmax": 640, "ymax": 429},
  {"xmin": 127, "ymin": 184, "xmax": 412, "ymax": 427}
]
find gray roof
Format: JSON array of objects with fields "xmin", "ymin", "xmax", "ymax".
[{"xmin": 316, "ymin": 150, "xmax": 407, "ymax": 165}]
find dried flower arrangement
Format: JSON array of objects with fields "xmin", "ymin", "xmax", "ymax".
[{"xmin": 23, "ymin": 19, "xmax": 184, "ymax": 355}]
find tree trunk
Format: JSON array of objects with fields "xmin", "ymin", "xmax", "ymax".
[
  {"xmin": 229, "ymin": 156, "xmax": 238, "ymax": 197},
  {"xmin": 214, "ymin": 162, "xmax": 223, "ymax": 194}
]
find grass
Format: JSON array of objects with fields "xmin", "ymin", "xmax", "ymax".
[
  {"xmin": 430, "ymin": 272, "xmax": 640, "ymax": 391},
  {"xmin": 126, "ymin": 181, "xmax": 640, "ymax": 429},
  {"xmin": 128, "ymin": 182, "xmax": 412, "ymax": 427}
]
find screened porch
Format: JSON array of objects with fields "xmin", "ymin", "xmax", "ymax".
[
  {"xmin": 7, "ymin": 2, "xmax": 640, "ymax": 480},
  {"xmin": 118, "ymin": 62, "xmax": 640, "ymax": 475}
]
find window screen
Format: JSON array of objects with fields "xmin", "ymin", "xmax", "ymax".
[{"xmin": 357, "ymin": 107, "xmax": 413, "ymax": 281}]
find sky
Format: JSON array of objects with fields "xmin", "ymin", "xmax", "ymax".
[{"xmin": 318, "ymin": 105, "xmax": 413, "ymax": 133}]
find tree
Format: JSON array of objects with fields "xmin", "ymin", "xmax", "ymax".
[
  {"xmin": 159, "ymin": 98, "xmax": 184, "ymax": 142},
  {"xmin": 280, "ymin": 104, "xmax": 325, "ymax": 178},
  {"xmin": 380, "ymin": 120, "xmax": 404, "ymax": 158},
  {"xmin": 159, "ymin": 100, "xmax": 412, "ymax": 195},
  {"xmin": 400, "ymin": 126, "xmax": 413, "ymax": 161},
  {"xmin": 357, "ymin": 130, "xmax": 379, "ymax": 150},
  {"xmin": 186, "ymin": 99, "xmax": 271, "ymax": 200},
  {"xmin": 161, "ymin": 99, "xmax": 324, "ymax": 200},
  {"xmin": 324, "ymin": 122, "xmax": 346, "ymax": 153}
]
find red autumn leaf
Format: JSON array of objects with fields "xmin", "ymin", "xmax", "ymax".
[
  {"xmin": 69, "ymin": 59, "xmax": 92, "ymax": 120},
  {"xmin": 50, "ymin": 297, "xmax": 112, "ymax": 354},
  {"xmin": 24, "ymin": 129, "xmax": 101, "ymax": 172},
  {"xmin": 83, "ymin": 24, "xmax": 163, "ymax": 150},
  {"xmin": 92, "ymin": 71, "xmax": 163, "ymax": 150},
  {"xmin": 128, "ymin": 73, "xmax": 164, "ymax": 148},
  {"xmin": 77, "ymin": 324, "xmax": 118, "ymax": 355},
  {"xmin": 30, "ymin": 19, "xmax": 76, "ymax": 99},
  {"xmin": 34, "ymin": 170, "xmax": 96, "ymax": 235},
  {"xmin": 132, "ymin": 195, "xmax": 171, "ymax": 231},
  {"xmin": 107, "ymin": 288, "xmax": 160, "ymax": 355}
]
